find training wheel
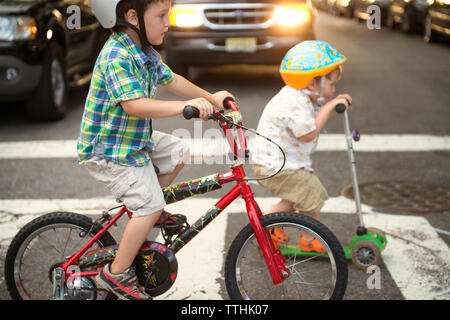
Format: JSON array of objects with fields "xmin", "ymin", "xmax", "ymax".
[{"xmin": 351, "ymin": 240, "xmax": 381, "ymax": 270}]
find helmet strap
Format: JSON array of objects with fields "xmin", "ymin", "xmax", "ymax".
[
  {"xmin": 116, "ymin": 1, "xmax": 151, "ymax": 49},
  {"xmin": 116, "ymin": 19, "xmax": 141, "ymax": 37},
  {"xmin": 136, "ymin": 0, "xmax": 151, "ymax": 49},
  {"xmin": 301, "ymin": 76, "xmax": 326, "ymax": 106}
]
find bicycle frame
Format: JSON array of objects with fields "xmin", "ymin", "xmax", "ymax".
[{"xmin": 60, "ymin": 100, "xmax": 288, "ymax": 286}]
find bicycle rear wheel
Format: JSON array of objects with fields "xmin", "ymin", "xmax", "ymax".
[
  {"xmin": 4, "ymin": 212, "xmax": 116, "ymax": 300},
  {"xmin": 225, "ymin": 212, "xmax": 348, "ymax": 300}
]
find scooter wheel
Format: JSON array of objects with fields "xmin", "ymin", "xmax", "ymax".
[{"xmin": 351, "ymin": 240, "xmax": 381, "ymax": 270}]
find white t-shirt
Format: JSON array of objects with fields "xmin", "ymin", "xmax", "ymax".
[{"xmin": 251, "ymin": 85, "xmax": 319, "ymax": 173}]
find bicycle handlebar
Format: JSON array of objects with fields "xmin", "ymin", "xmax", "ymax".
[
  {"xmin": 182, "ymin": 97, "xmax": 236, "ymax": 120},
  {"xmin": 182, "ymin": 105, "xmax": 200, "ymax": 119}
]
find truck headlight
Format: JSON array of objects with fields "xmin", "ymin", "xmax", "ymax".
[
  {"xmin": 0, "ymin": 16, "xmax": 37, "ymax": 41},
  {"xmin": 274, "ymin": 5, "xmax": 311, "ymax": 27},
  {"xmin": 169, "ymin": 7, "xmax": 203, "ymax": 27}
]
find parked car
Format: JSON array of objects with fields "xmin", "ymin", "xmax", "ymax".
[
  {"xmin": 386, "ymin": 0, "xmax": 429, "ymax": 33},
  {"xmin": 330, "ymin": 0, "xmax": 358, "ymax": 17},
  {"xmin": 424, "ymin": 0, "xmax": 450, "ymax": 42},
  {"xmin": 165, "ymin": 0, "xmax": 315, "ymax": 78},
  {"xmin": 353, "ymin": 0, "xmax": 390, "ymax": 25},
  {"xmin": 0, "ymin": 0, "xmax": 109, "ymax": 121}
]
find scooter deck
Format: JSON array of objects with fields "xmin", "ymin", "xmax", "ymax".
[{"xmin": 279, "ymin": 245, "xmax": 352, "ymax": 259}]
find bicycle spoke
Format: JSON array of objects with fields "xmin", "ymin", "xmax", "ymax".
[
  {"xmin": 37, "ymin": 233, "xmax": 63, "ymax": 256},
  {"xmin": 60, "ymin": 228, "xmax": 73, "ymax": 260}
]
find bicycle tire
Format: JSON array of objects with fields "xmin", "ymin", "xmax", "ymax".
[
  {"xmin": 4, "ymin": 212, "xmax": 116, "ymax": 300},
  {"xmin": 225, "ymin": 212, "xmax": 348, "ymax": 300}
]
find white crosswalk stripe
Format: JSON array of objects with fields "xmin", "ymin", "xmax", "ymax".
[{"xmin": 0, "ymin": 134, "xmax": 449, "ymax": 159}]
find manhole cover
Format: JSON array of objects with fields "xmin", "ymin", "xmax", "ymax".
[{"xmin": 341, "ymin": 180, "xmax": 450, "ymax": 213}]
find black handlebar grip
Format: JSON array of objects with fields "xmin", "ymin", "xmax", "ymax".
[
  {"xmin": 183, "ymin": 105, "xmax": 200, "ymax": 119},
  {"xmin": 223, "ymin": 97, "xmax": 235, "ymax": 110},
  {"xmin": 335, "ymin": 103, "xmax": 347, "ymax": 114}
]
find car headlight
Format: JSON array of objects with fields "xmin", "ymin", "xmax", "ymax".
[
  {"xmin": 274, "ymin": 5, "xmax": 311, "ymax": 27},
  {"xmin": 0, "ymin": 16, "xmax": 37, "ymax": 41},
  {"xmin": 169, "ymin": 7, "xmax": 203, "ymax": 27}
]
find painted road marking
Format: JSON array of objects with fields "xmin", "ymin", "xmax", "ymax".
[
  {"xmin": 0, "ymin": 196, "xmax": 448, "ymax": 300},
  {"xmin": 1, "ymin": 134, "xmax": 449, "ymax": 159}
]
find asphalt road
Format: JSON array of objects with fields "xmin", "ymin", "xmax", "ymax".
[{"xmin": 0, "ymin": 12, "xmax": 449, "ymax": 301}]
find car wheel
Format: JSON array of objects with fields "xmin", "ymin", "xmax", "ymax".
[
  {"xmin": 424, "ymin": 13, "xmax": 437, "ymax": 43},
  {"xmin": 26, "ymin": 42, "xmax": 68, "ymax": 121}
]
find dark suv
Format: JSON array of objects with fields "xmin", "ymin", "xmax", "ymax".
[
  {"xmin": 165, "ymin": 0, "xmax": 315, "ymax": 77},
  {"xmin": 0, "ymin": 0, "xmax": 108, "ymax": 121}
]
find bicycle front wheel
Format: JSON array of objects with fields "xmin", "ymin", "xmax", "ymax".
[{"xmin": 225, "ymin": 212, "xmax": 348, "ymax": 300}]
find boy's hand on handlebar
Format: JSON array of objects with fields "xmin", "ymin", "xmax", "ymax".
[
  {"xmin": 211, "ymin": 91, "xmax": 235, "ymax": 109},
  {"xmin": 328, "ymin": 94, "xmax": 352, "ymax": 111},
  {"xmin": 185, "ymin": 97, "xmax": 215, "ymax": 121}
]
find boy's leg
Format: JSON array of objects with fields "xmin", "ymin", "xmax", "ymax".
[
  {"xmin": 110, "ymin": 210, "xmax": 162, "ymax": 274},
  {"xmin": 157, "ymin": 160, "xmax": 186, "ymax": 188},
  {"xmin": 150, "ymin": 130, "xmax": 190, "ymax": 188},
  {"xmin": 264, "ymin": 199, "xmax": 294, "ymax": 215}
]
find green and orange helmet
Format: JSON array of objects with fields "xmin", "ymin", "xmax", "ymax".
[{"xmin": 280, "ymin": 40, "xmax": 347, "ymax": 90}]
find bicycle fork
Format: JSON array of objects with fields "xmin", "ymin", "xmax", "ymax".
[{"xmin": 245, "ymin": 193, "xmax": 290, "ymax": 285}]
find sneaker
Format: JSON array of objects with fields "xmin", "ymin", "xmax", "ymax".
[
  {"xmin": 96, "ymin": 263, "xmax": 151, "ymax": 300},
  {"xmin": 270, "ymin": 227, "xmax": 289, "ymax": 249},
  {"xmin": 298, "ymin": 235, "xmax": 326, "ymax": 253}
]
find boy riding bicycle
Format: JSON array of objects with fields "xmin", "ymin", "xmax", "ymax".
[
  {"xmin": 252, "ymin": 40, "xmax": 352, "ymax": 253},
  {"xmin": 77, "ymin": 0, "xmax": 233, "ymax": 300}
]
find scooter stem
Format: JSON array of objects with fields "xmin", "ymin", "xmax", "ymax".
[{"xmin": 341, "ymin": 110, "xmax": 365, "ymax": 231}]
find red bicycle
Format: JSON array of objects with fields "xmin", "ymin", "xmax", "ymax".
[{"xmin": 4, "ymin": 99, "xmax": 348, "ymax": 300}]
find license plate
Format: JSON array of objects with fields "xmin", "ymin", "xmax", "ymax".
[{"xmin": 225, "ymin": 37, "xmax": 257, "ymax": 53}]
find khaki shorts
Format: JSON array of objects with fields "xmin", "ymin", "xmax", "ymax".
[
  {"xmin": 82, "ymin": 131, "xmax": 189, "ymax": 217},
  {"xmin": 252, "ymin": 164, "xmax": 328, "ymax": 215}
]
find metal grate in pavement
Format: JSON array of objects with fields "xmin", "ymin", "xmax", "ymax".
[{"xmin": 341, "ymin": 180, "xmax": 450, "ymax": 214}]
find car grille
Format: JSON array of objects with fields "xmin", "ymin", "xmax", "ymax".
[{"xmin": 203, "ymin": 4, "xmax": 275, "ymax": 29}]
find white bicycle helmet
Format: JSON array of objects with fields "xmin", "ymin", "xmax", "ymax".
[
  {"xmin": 90, "ymin": 0, "xmax": 150, "ymax": 47},
  {"xmin": 90, "ymin": 0, "xmax": 121, "ymax": 28}
]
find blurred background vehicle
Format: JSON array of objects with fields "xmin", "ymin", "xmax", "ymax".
[
  {"xmin": 353, "ymin": 0, "xmax": 390, "ymax": 25},
  {"xmin": 0, "ymin": 0, "xmax": 109, "ymax": 121},
  {"xmin": 164, "ymin": 0, "xmax": 316, "ymax": 78},
  {"xmin": 386, "ymin": 0, "xmax": 429, "ymax": 34},
  {"xmin": 424, "ymin": 0, "xmax": 450, "ymax": 42},
  {"xmin": 311, "ymin": 0, "xmax": 330, "ymax": 10},
  {"xmin": 328, "ymin": 0, "xmax": 358, "ymax": 17}
]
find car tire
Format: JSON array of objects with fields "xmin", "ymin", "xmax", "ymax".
[
  {"xmin": 165, "ymin": 49, "xmax": 189, "ymax": 78},
  {"xmin": 424, "ymin": 13, "xmax": 437, "ymax": 43},
  {"xmin": 26, "ymin": 42, "xmax": 68, "ymax": 121}
]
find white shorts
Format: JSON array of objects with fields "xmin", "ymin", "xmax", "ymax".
[{"xmin": 82, "ymin": 131, "xmax": 189, "ymax": 217}]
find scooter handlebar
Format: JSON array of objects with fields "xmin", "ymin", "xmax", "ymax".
[{"xmin": 335, "ymin": 103, "xmax": 347, "ymax": 114}]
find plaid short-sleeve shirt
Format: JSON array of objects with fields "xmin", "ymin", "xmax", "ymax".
[{"xmin": 77, "ymin": 31, "xmax": 174, "ymax": 166}]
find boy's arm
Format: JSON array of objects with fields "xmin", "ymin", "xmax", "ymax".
[
  {"xmin": 162, "ymin": 74, "xmax": 234, "ymax": 109},
  {"xmin": 300, "ymin": 94, "xmax": 352, "ymax": 143},
  {"xmin": 120, "ymin": 96, "xmax": 214, "ymax": 121}
]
